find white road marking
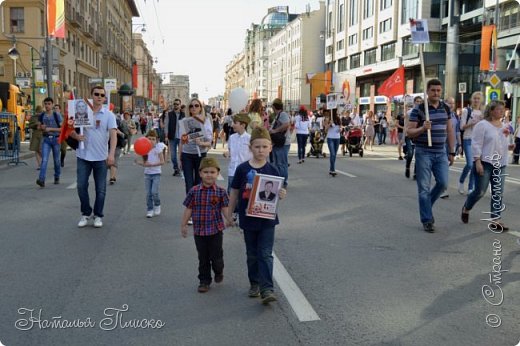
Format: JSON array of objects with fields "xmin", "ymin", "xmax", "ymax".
[
  {"xmin": 449, "ymin": 167, "xmax": 520, "ymax": 185},
  {"xmin": 273, "ymin": 253, "xmax": 320, "ymax": 322},
  {"xmin": 218, "ymin": 173, "xmax": 224, "ymax": 181},
  {"xmin": 67, "ymin": 182, "xmax": 77, "ymax": 189},
  {"xmin": 335, "ymin": 169, "xmax": 356, "ymax": 178},
  {"xmin": 509, "ymin": 231, "xmax": 520, "ymax": 238}
]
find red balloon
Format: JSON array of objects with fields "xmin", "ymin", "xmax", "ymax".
[{"xmin": 134, "ymin": 137, "xmax": 152, "ymax": 156}]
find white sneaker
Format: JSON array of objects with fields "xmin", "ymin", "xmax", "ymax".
[
  {"xmin": 146, "ymin": 210, "xmax": 154, "ymax": 218},
  {"xmin": 457, "ymin": 182, "xmax": 465, "ymax": 195},
  {"xmin": 153, "ymin": 205, "xmax": 161, "ymax": 216},
  {"xmin": 78, "ymin": 215, "xmax": 90, "ymax": 228},
  {"xmin": 187, "ymin": 218, "xmax": 193, "ymax": 225},
  {"xmin": 93, "ymin": 217, "xmax": 103, "ymax": 228}
]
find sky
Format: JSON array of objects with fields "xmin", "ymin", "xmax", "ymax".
[{"xmin": 134, "ymin": 0, "xmax": 320, "ymax": 102}]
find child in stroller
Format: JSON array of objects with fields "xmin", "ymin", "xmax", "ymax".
[
  {"xmin": 307, "ymin": 128, "xmax": 327, "ymax": 158},
  {"xmin": 346, "ymin": 126, "xmax": 364, "ymax": 157}
]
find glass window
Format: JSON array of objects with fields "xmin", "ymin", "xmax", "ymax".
[
  {"xmin": 349, "ymin": 0, "xmax": 358, "ymax": 26},
  {"xmin": 364, "ymin": 0, "xmax": 374, "ymax": 19},
  {"xmin": 361, "ymin": 83, "xmax": 371, "ymax": 96},
  {"xmin": 338, "ymin": 2, "xmax": 345, "ymax": 32},
  {"xmin": 363, "ymin": 27, "xmax": 373, "ymax": 40},
  {"xmin": 10, "ymin": 7, "xmax": 24, "ymax": 33},
  {"xmin": 0, "ymin": 55, "xmax": 4, "ymax": 76},
  {"xmin": 380, "ymin": 0, "xmax": 392, "ymax": 10},
  {"xmin": 381, "ymin": 42, "xmax": 396, "ymax": 61},
  {"xmin": 364, "ymin": 48, "xmax": 377, "ymax": 65},
  {"xmin": 379, "ymin": 18, "xmax": 392, "ymax": 33},
  {"xmin": 350, "ymin": 53, "xmax": 361, "ymax": 68},
  {"xmin": 337, "ymin": 40, "xmax": 344, "ymax": 50},
  {"xmin": 431, "ymin": 0, "xmax": 441, "ymax": 18},
  {"xmin": 338, "ymin": 57, "xmax": 348, "ymax": 72},
  {"xmin": 401, "ymin": 0, "xmax": 418, "ymax": 25},
  {"xmin": 402, "ymin": 36, "xmax": 418, "ymax": 55},
  {"xmin": 348, "ymin": 34, "xmax": 357, "ymax": 46}
]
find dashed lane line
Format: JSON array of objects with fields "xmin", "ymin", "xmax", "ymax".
[
  {"xmin": 273, "ymin": 253, "xmax": 320, "ymax": 322},
  {"xmin": 335, "ymin": 169, "xmax": 357, "ymax": 178},
  {"xmin": 67, "ymin": 182, "xmax": 77, "ymax": 189},
  {"xmin": 449, "ymin": 167, "xmax": 520, "ymax": 185}
]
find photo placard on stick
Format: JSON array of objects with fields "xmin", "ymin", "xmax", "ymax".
[
  {"xmin": 246, "ymin": 174, "xmax": 284, "ymax": 220},
  {"xmin": 180, "ymin": 117, "xmax": 205, "ymax": 142},
  {"xmin": 68, "ymin": 99, "xmax": 94, "ymax": 127}
]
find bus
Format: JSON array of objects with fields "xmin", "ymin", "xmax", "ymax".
[{"xmin": 0, "ymin": 82, "xmax": 28, "ymax": 141}]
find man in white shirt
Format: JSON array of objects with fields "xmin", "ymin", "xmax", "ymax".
[{"xmin": 71, "ymin": 86, "xmax": 117, "ymax": 228}]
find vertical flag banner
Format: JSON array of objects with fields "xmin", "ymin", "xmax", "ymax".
[
  {"xmin": 377, "ymin": 65, "xmax": 405, "ymax": 99},
  {"xmin": 480, "ymin": 25, "xmax": 496, "ymax": 71},
  {"xmin": 47, "ymin": 0, "xmax": 65, "ymax": 38}
]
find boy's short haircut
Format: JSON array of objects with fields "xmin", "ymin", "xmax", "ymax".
[
  {"xmin": 250, "ymin": 127, "xmax": 272, "ymax": 144},
  {"xmin": 199, "ymin": 157, "xmax": 220, "ymax": 171},
  {"xmin": 43, "ymin": 97, "xmax": 54, "ymax": 104},
  {"xmin": 145, "ymin": 129, "xmax": 158, "ymax": 138}
]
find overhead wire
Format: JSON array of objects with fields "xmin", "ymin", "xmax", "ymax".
[{"xmin": 151, "ymin": 0, "xmax": 165, "ymax": 45}]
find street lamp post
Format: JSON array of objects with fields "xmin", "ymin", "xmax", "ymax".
[{"xmin": 7, "ymin": 39, "xmax": 43, "ymax": 114}]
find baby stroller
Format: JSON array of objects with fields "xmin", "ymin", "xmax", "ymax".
[
  {"xmin": 346, "ymin": 126, "xmax": 364, "ymax": 157},
  {"xmin": 307, "ymin": 129, "xmax": 327, "ymax": 158}
]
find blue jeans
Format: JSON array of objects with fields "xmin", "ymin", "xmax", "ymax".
[
  {"xmin": 243, "ymin": 226, "xmax": 275, "ymax": 292},
  {"xmin": 405, "ymin": 137, "xmax": 415, "ymax": 169},
  {"xmin": 144, "ymin": 173, "xmax": 161, "ymax": 211},
  {"xmin": 296, "ymin": 134, "xmax": 308, "ymax": 161},
  {"xmin": 459, "ymin": 138, "xmax": 475, "ymax": 191},
  {"xmin": 77, "ymin": 158, "xmax": 108, "ymax": 218},
  {"xmin": 327, "ymin": 138, "xmax": 340, "ymax": 172},
  {"xmin": 181, "ymin": 152, "xmax": 206, "ymax": 194},
  {"xmin": 271, "ymin": 145, "xmax": 288, "ymax": 186},
  {"xmin": 414, "ymin": 148, "xmax": 449, "ymax": 223},
  {"xmin": 39, "ymin": 136, "xmax": 61, "ymax": 181},
  {"xmin": 464, "ymin": 162, "xmax": 506, "ymax": 219},
  {"xmin": 169, "ymin": 138, "xmax": 180, "ymax": 170}
]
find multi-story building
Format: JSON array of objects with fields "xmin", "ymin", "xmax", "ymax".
[
  {"xmin": 243, "ymin": 7, "xmax": 298, "ymax": 102},
  {"xmin": 223, "ymin": 51, "xmax": 246, "ymax": 110},
  {"xmin": 0, "ymin": 0, "xmax": 163, "ymax": 113},
  {"xmin": 325, "ymin": 0, "xmax": 520, "ymax": 116},
  {"xmin": 161, "ymin": 74, "xmax": 190, "ymax": 106},
  {"xmin": 267, "ymin": 2, "xmax": 325, "ymax": 111},
  {"xmin": 133, "ymin": 32, "xmax": 160, "ymax": 112}
]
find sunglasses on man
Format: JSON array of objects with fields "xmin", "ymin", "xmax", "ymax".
[{"xmin": 93, "ymin": 92, "xmax": 106, "ymax": 97}]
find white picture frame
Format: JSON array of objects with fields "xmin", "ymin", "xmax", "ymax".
[{"xmin": 246, "ymin": 173, "xmax": 284, "ymax": 220}]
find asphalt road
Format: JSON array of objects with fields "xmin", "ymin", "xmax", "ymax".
[{"xmin": 0, "ymin": 143, "xmax": 519, "ymax": 346}]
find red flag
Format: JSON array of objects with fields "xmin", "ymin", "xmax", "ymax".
[
  {"xmin": 58, "ymin": 90, "xmax": 75, "ymax": 144},
  {"xmin": 377, "ymin": 65, "xmax": 405, "ymax": 99}
]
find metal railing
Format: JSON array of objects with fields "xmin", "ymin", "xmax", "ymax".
[{"xmin": 0, "ymin": 112, "xmax": 25, "ymax": 166}]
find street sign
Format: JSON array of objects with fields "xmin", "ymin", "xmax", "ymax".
[
  {"xmin": 489, "ymin": 74, "xmax": 501, "ymax": 88},
  {"xmin": 16, "ymin": 78, "xmax": 31, "ymax": 88},
  {"xmin": 458, "ymin": 82, "xmax": 467, "ymax": 94},
  {"xmin": 486, "ymin": 87, "xmax": 501, "ymax": 103}
]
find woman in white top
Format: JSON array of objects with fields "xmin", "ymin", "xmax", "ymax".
[
  {"xmin": 324, "ymin": 111, "xmax": 341, "ymax": 176},
  {"xmin": 179, "ymin": 98, "xmax": 213, "ymax": 195},
  {"xmin": 461, "ymin": 101, "xmax": 514, "ymax": 231},
  {"xmin": 458, "ymin": 91, "xmax": 484, "ymax": 194},
  {"xmin": 294, "ymin": 106, "xmax": 311, "ymax": 164}
]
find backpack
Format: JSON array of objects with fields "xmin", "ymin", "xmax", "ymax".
[{"xmin": 39, "ymin": 111, "xmax": 62, "ymax": 128}]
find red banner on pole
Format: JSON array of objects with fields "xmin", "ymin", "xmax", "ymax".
[{"xmin": 377, "ymin": 65, "xmax": 405, "ymax": 99}]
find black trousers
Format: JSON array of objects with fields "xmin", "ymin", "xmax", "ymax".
[{"xmin": 194, "ymin": 233, "xmax": 224, "ymax": 284}]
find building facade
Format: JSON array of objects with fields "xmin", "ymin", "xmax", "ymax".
[
  {"xmin": 267, "ymin": 2, "xmax": 325, "ymax": 111},
  {"xmin": 160, "ymin": 74, "xmax": 190, "ymax": 106},
  {"xmin": 0, "ymin": 0, "xmax": 163, "ymax": 113},
  {"xmin": 223, "ymin": 51, "xmax": 246, "ymax": 111}
]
